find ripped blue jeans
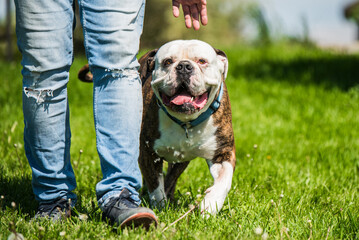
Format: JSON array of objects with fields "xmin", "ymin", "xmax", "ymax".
[{"xmin": 15, "ymin": 0, "xmax": 145, "ymax": 207}]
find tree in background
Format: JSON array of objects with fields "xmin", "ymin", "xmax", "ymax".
[
  {"xmin": 344, "ymin": 1, "xmax": 359, "ymax": 40},
  {"xmin": 5, "ymin": 0, "xmax": 12, "ymax": 61},
  {"xmin": 0, "ymin": 0, "xmax": 15, "ymax": 61}
]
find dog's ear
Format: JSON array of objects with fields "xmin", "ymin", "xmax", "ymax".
[
  {"xmin": 138, "ymin": 49, "xmax": 158, "ymax": 83},
  {"xmin": 78, "ymin": 64, "xmax": 93, "ymax": 83},
  {"xmin": 214, "ymin": 48, "xmax": 228, "ymax": 80}
]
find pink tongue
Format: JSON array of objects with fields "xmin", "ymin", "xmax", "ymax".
[
  {"xmin": 170, "ymin": 91, "xmax": 192, "ymax": 105},
  {"xmin": 170, "ymin": 91, "xmax": 208, "ymax": 109},
  {"xmin": 195, "ymin": 92, "xmax": 208, "ymax": 109}
]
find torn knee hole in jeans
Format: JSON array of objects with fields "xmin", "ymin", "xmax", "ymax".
[
  {"xmin": 24, "ymin": 87, "xmax": 54, "ymax": 104},
  {"xmin": 104, "ymin": 68, "xmax": 139, "ymax": 80}
]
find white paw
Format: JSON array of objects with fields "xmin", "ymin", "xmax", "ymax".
[
  {"xmin": 200, "ymin": 198, "xmax": 221, "ymax": 216},
  {"xmin": 199, "ymin": 187, "xmax": 226, "ymax": 216}
]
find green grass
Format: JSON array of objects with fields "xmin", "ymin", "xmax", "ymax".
[{"xmin": 1, "ymin": 43, "xmax": 358, "ymax": 239}]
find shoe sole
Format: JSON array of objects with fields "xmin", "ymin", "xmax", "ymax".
[{"xmin": 120, "ymin": 212, "xmax": 158, "ymax": 230}]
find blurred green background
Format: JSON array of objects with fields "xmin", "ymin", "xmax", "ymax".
[
  {"xmin": 2, "ymin": 0, "xmax": 359, "ymax": 60},
  {"xmin": 0, "ymin": 0, "xmax": 249, "ymax": 59}
]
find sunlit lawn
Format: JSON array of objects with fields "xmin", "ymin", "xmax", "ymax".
[{"xmin": 0, "ymin": 43, "xmax": 358, "ymax": 239}]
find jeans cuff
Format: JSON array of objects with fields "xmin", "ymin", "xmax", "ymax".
[{"xmin": 38, "ymin": 194, "xmax": 77, "ymax": 208}]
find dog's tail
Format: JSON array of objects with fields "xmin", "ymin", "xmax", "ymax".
[{"xmin": 78, "ymin": 64, "xmax": 93, "ymax": 83}]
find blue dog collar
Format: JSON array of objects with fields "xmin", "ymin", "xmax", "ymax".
[{"xmin": 157, "ymin": 82, "xmax": 224, "ymax": 138}]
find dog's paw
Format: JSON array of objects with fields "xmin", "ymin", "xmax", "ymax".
[
  {"xmin": 149, "ymin": 187, "xmax": 167, "ymax": 210},
  {"xmin": 150, "ymin": 196, "xmax": 167, "ymax": 210},
  {"xmin": 199, "ymin": 198, "xmax": 220, "ymax": 217},
  {"xmin": 204, "ymin": 186, "xmax": 214, "ymax": 194},
  {"xmin": 199, "ymin": 186, "xmax": 226, "ymax": 216}
]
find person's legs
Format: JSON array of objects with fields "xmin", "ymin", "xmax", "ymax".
[
  {"xmin": 79, "ymin": 0, "xmax": 157, "ymax": 228},
  {"xmin": 78, "ymin": 0, "xmax": 145, "ymax": 206},
  {"xmin": 15, "ymin": 0, "xmax": 77, "ymax": 205}
]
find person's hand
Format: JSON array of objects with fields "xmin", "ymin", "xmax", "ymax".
[{"xmin": 172, "ymin": 0, "xmax": 208, "ymax": 30}]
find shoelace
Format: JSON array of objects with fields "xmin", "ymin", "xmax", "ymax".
[
  {"xmin": 37, "ymin": 198, "xmax": 69, "ymax": 216},
  {"xmin": 105, "ymin": 190, "xmax": 137, "ymax": 212}
]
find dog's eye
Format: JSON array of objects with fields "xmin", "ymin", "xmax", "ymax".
[
  {"xmin": 198, "ymin": 59, "xmax": 207, "ymax": 65},
  {"xmin": 163, "ymin": 59, "xmax": 173, "ymax": 67}
]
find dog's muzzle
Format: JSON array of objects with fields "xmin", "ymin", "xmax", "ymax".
[{"xmin": 157, "ymin": 60, "xmax": 209, "ymax": 115}]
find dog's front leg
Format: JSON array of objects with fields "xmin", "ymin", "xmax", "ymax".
[
  {"xmin": 200, "ymin": 159, "xmax": 234, "ymax": 216},
  {"xmin": 165, "ymin": 161, "xmax": 190, "ymax": 200},
  {"xmin": 139, "ymin": 150, "xmax": 166, "ymax": 209}
]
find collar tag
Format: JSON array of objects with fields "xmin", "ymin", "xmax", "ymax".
[{"xmin": 181, "ymin": 124, "xmax": 189, "ymax": 138}]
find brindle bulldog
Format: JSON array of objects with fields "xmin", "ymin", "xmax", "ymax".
[{"xmin": 78, "ymin": 40, "xmax": 236, "ymax": 215}]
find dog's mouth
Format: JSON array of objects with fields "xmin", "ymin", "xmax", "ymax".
[{"xmin": 160, "ymin": 87, "xmax": 209, "ymax": 115}]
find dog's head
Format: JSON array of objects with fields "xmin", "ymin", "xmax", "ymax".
[{"xmin": 140, "ymin": 40, "xmax": 228, "ymax": 121}]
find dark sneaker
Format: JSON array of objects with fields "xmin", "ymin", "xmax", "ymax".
[
  {"xmin": 34, "ymin": 198, "xmax": 71, "ymax": 221},
  {"xmin": 102, "ymin": 188, "xmax": 158, "ymax": 230}
]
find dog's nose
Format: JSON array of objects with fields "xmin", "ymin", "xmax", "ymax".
[{"xmin": 176, "ymin": 61, "xmax": 193, "ymax": 74}]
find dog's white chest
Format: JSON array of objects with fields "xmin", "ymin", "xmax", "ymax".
[{"xmin": 153, "ymin": 110, "xmax": 218, "ymax": 162}]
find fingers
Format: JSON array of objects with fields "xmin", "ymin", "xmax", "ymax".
[
  {"xmin": 190, "ymin": 4, "xmax": 200, "ymax": 30},
  {"xmin": 200, "ymin": 0, "xmax": 208, "ymax": 26},
  {"xmin": 172, "ymin": 0, "xmax": 208, "ymax": 30},
  {"xmin": 172, "ymin": 0, "xmax": 180, "ymax": 18},
  {"xmin": 183, "ymin": 5, "xmax": 192, "ymax": 29}
]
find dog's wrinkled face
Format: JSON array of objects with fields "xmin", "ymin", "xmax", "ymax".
[{"xmin": 151, "ymin": 40, "xmax": 228, "ymax": 121}]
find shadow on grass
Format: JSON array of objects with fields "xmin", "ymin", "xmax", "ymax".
[
  {"xmin": 230, "ymin": 53, "xmax": 359, "ymax": 91},
  {"xmin": 0, "ymin": 167, "xmax": 37, "ymax": 216}
]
